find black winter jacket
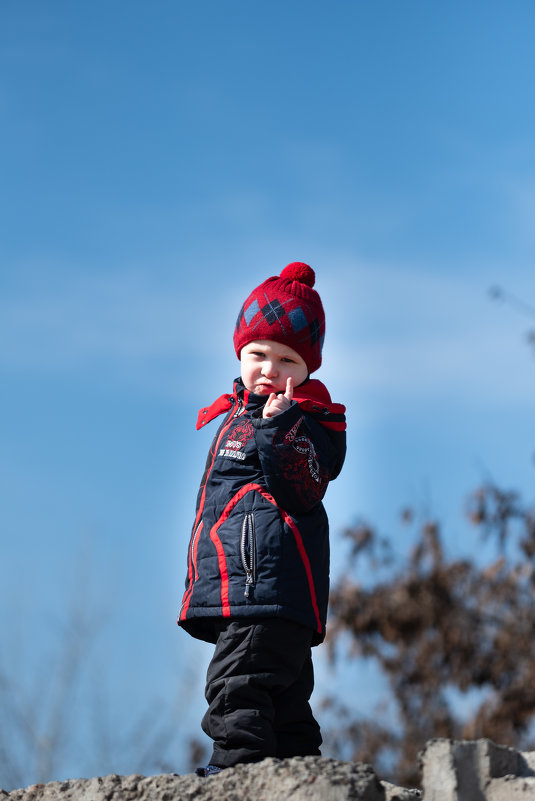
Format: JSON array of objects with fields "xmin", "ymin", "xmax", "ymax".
[{"xmin": 177, "ymin": 377, "xmax": 346, "ymax": 645}]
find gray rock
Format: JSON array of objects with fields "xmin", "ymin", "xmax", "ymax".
[
  {"xmin": 420, "ymin": 739, "xmax": 535, "ymax": 801},
  {"xmin": 7, "ymin": 740, "xmax": 535, "ymax": 801},
  {"xmin": 382, "ymin": 781, "xmax": 421, "ymax": 801},
  {"xmin": 485, "ymin": 776, "xmax": 535, "ymax": 800},
  {"xmin": 2, "ymin": 758, "xmax": 387, "ymax": 801}
]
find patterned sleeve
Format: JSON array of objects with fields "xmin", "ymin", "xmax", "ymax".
[{"xmin": 252, "ymin": 402, "xmax": 346, "ymax": 514}]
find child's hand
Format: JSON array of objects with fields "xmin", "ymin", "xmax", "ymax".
[{"xmin": 262, "ymin": 377, "xmax": 294, "ymax": 418}]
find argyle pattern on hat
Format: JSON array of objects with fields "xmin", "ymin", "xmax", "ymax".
[
  {"xmin": 233, "ymin": 265, "xmax": 326, "ymax": 373},
  {"xmin": 236, "ymin": 293, "xmax": 321, "ymax": 342},
  {"xmin": 235, "ymin": 289, "xmax": 325, "ymax": 371}
]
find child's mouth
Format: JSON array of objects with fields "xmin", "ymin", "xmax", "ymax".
[{"xmin": 255, "ymin": 383, "xmax": 277, "ymax": 394}]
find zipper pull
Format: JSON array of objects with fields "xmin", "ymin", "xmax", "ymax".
[{"xmin": 244, "ymin": 573, "xmax": 253, "ymax": 598}]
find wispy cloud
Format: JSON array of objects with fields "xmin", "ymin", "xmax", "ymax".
[
  {"xmin": 1, "ymin": 264, "xmax": 238, "ymax": 399},
  {"xmin": 319, "ymin": 258, "xmax": 535, "ymax": 414},
  {"xmin": 3, "ymin": 256, "xmax": 534, "ymax": 412}
]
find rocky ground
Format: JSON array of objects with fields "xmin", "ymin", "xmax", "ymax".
[{"xmin": 2, "ymin": 739, "xmax": 535, "ymax": 801}]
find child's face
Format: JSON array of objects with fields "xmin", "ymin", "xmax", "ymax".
[{"xmin": 240, "ymin": 340, "xmax": 308, "ymax": 395}]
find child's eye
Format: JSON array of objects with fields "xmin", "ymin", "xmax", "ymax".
[{"xmin": 282, "ymin": 357, "xmax": 295, "ymax": 364}]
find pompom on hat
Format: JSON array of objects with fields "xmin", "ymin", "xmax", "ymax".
[{"xmin": 233, "ymin": 262, "xmax": 325, "ymax": 373}]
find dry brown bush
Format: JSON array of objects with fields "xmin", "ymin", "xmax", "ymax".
[{"xmin": 326, "ymin": 483, "xmax": 535, "ymax": 787}]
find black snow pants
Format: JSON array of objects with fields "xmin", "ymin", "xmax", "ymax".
[{"xmin": 202, "ymin": 618, "xmax": 322, "ymax": 768}]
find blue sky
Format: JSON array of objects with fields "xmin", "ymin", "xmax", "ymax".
[{"xmin": 2, "ymin": 0, "xmax": 535, "ymax": 786}]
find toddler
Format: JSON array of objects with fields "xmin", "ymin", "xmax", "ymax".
[{"xmin": 177, "ymin": 262, "xmax": 346, "ymax": 774}]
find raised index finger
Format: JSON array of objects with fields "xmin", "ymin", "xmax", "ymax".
[{"xmin": 285, "ymin": 376, "xmax": 294, "ymax": 402}]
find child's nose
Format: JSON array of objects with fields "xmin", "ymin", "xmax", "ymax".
[{"xmin": 262, "ymin": 360, "xmax": 278, "ymax": 377}]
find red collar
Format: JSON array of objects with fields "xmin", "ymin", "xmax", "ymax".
[{"xmin": 196, "ymin": 379, "xmax": 345, "ymax": 431}]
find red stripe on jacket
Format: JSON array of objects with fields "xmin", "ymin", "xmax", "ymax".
[
  {"xmin": 180, "ymin": 397, "xmax": 241, "ymax": 621},
  {"xmin": 209, "ymin": 483, "xmax": 322, "ymax": 634}
]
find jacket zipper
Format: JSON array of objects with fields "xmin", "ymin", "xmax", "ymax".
[
  {"xmin": 190, "ymin": 397, "xmax": 242, "ymax": 563},
  {"xmin": 189, "ymin": 398, "xmax": 242, "ymax": 579},
  {"xmin": 233, "ymin": 398, "xmax": 243, "ymax": 418},
  {"xmin": 190, "ymin": 521, "xmax": 203, "ymax": 581},
  {"xmin": 240, "ymin": 512, "xmax": 256, "ymax": 597},
  {"xmin": 179, "ymin": 519, "xmax": 203, "ymax": 618}
]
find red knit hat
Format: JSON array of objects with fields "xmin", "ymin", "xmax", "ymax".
[{"xmin": 233, "ymin": 262, "xmax": 325, "ymax": 373}]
